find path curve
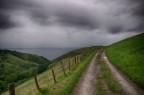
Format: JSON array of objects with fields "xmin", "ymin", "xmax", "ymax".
[{"xmin": 71, "ymin": 53, "xmax": 100, "ymax": 95}]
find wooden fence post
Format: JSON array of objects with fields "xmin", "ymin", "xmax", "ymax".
[
  {"xmin": 77, "ymin": 56, "xmax": 79, "ymax": 63},
  {"xmin": 74, "ymin": 56, "xmax": 77, "ymax": 64},
  {"xmin": 84, "ymin": 54, "xmax": 86, "ymax": 58},
  {"xmin": 78, "ymin": 56, "xmax": 80, "ymax": 63},
  {"xmin": 61, "ymin": 61, "xmax": 66, "ymax": 76},
  {"xmin": 32, "ymin": 69, "xmax": 41, "ymax": 91},
  {"xmin": 80, "ymin": 54, "xmax": 82, "ymax": 62},
  {"xmin": 76, "ymin": 56, "xmax": 78, "ymax": 64},
  {"xmin": 69, "ymin": 59, "xmax": 71, "ymax": 71},
  {"xmin": 82, "ymin": 54, "xmax": 84, "ymax": 59},
  {"xmin": 73, "ymin": 58, "xmax": 75, "ymax": 68},
  {"xmin": 52, "ymin": 68, "xmax": 57, "ymax": 83},
  {"xmin": 9, "ymin": 83, "xmax": 15, "ymax": 95}
]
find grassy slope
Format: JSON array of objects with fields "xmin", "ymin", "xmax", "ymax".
[
  {"xmin": 52, "ymin": 46, "xmax": 100, "ymax": 62},
  {"xmin": 2, "ymin": 46, "xmax": 99, "ymax": 95},
  {"xmin": 0, "ymin": 50, "xmax": 51, "ymax": 93},
  {"xmin": 37, "ymin": 50, "xmax": 98, "ymax": 95},
  {"xmin": 106, "ymin": 33, "xmax": 144, "ymax": 88}
]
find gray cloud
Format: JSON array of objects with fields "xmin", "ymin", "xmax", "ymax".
[
  {"xmin": 131, "ymin": 0, "xmax": 144, "ymax": 17},
  {"xmin": 0, "ymin": 0, "xmax": 34, "ymax": 10},
  {"xmin": 0, "ymin": 0, "xmax": 35, "ymax": 29},
  {"xmin": 0, "ymin": 0, "xmax": 144, "ymax": 48},
  {"xmin": 1, "ymin": 0, "xmax": 144, "ymax": 32},
  {"xmin": 135, "ymin": 0, "xmax": 144, "ymax": 31},
  {"xmin": 57, "ymin": 12, "xmax": 97, "ymax": 29},
  {"xmin": 0, "ymin": 13, "xmax": 15, "ymax": 29}
]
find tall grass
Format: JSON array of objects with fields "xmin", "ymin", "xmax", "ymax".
[{"xmin": 106, "ymin": 33, "xmax": 144, "ymax": 88}]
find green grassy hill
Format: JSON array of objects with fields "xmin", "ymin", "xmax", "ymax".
[
  {"xmin": 106, "ymin": 33, "xmax": 144, "ymax": 88},
  {"xmin": 0, "ymin": 50, "xmax": 51, "ymax": 93},
  {"xmin": 2, "ymin": 46, "xmax": 100, "ymax": 95},
  {"xmin": 53, "ymin": 46, "xmax": 101, "ymax": 62}
]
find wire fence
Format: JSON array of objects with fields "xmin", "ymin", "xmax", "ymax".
[{"xmin": 7, "ymin": 53, "xmax": 88, "ymax": 95}]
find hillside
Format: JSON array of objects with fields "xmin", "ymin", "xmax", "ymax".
[
  {"xmin": 53, "ymin": 46, "xmax": 101, "ymax": 62},
  {"xmin": 106, "ymin": 33, "xmax": 144, "ymax": 88},
  {"xmin": 0, "ymin": 50, "xmax": 51, "ymax": 93},
  {"xmin": 2, "ymin": 46, "xmax": 100, "ymax": 95}
]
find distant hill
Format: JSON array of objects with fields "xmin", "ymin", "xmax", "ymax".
[
  {"xmin": 52, "ymin": 46, "xmax": 101, "ymax": 62},
  {"xmin": 0, "ymin": 50, "xmax": 51, "ymax": 93},
  {"xmin": 106, "ymin": 33, "xmax": 144, "ymax": 88}
]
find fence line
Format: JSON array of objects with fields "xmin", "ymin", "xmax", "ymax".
[
  {"xmin": 61, "ymin": 61, "xmax": 66, "ymax": 77},
  {"xmin": 8, "ymin": 53, "xmax": 88, "ymax": 95}
]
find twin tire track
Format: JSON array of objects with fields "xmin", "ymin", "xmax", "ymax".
[{"xmin": 71, "ymin": 51, "xmax": 143, "ymax": 95}]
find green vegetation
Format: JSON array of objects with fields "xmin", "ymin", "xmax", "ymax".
[
  {"xmin": 37, "ymin": 49, "xmax": 99, "ymax": 95},
  {"xmin": 2, "ymin": 46, "xmax": 99, "ymax": 95},
  {"xmin": 53, "ymin": 46, "xmax": 100, "ymax": 62},
  {"xmin": 106, "ymin": 33, "xmax": 144, "ymax": 88},
  {"xmin": 0, "ymin": 50, "xmax": 51, "ymax": 93},
  {"xmin": 1, "ymin": 32, "xmax": 144, "ymax": 95},
  {"xmin": 96, "ymin": 52, "xmax": 122, "ymax": 95}
]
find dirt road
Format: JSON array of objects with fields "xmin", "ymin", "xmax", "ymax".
[
  {"xmin": 71, "ymin": 53, "xmax": 100, "ymax": 95},
  {"xmin": 102, "ymin": 51, "xmax": 144, "ymax": 95},
  {"xmin": 71, "ymin": 51, "xmax": 144, "ymax": 95}
]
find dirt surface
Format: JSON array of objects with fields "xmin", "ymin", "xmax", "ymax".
[
  {"xmin": 96, "ymin": 66, "xmax": 113, "ymax": 95},
  {"xmin": 102, "ymin": 51, "xmax": 144, "ymax": 95},
  {"xmin": 71, "ymin": 53, "xmax": 100, "ymax": 95}
]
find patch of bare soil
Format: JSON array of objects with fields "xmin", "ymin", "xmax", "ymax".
[{"xmin": 102, "ymin": 51, "xmax": 144, "ymax": 95}]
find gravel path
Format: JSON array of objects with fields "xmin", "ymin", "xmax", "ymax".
[
  {"xmin": 102, "ymin": 51, "xmax": 144, "ymax": 95},
  {"xmin": 71, "ymin": 53, "xmax": 100, "ymax": 95}
]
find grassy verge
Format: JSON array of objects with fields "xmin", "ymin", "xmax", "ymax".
[
  {"xmin": 106, "ymin": 33, "xmax": 144, "ymax": 88},
  {"xmin": 37, "ymin": 50, "xmax": 98, "ymax": 95},
  {"xmin": 53, "ymin": 46, "xmax": 101, "ymax": 62},
  {"xmin": 96, "ymin": 52, "xmax": 122, "ymax": 95}
]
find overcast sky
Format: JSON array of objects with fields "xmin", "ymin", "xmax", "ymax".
[{"xmin": 0, "ymin": 0, "xmax": 143, "ymax": 48}]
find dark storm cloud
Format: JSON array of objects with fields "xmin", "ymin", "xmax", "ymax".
[
  {"xmin": 0, "ymin": 0, "xmax": 34, "ymax": 10},
  {"xmin": 0, "ymin": 0, "xmax": 16, "ymax": 29},
  {"xmin": 58, "ymin": 16, "xmax": 97, "ymax": 29},
  {"xmin": 29, "ymin": 2, "xmax": 98, "ymax": 29},
  {"xmin": 108, "ymin": 25, "xmax": 123, "ymax": 34},
  {"xmin": 131, "ymin": 0, "xmax": 144, "ymax": 17},
  {"xmin": 0, "ymin": 0, "xmax": 98, "ymax": 30},
  {"xmin": 56, "ymin": 10, "xmax": 98, "ymax": 29},
  {"xmin": 0, "ymin": 0, "xmax": 34, "ymax": 30},
  {"xmin": 0, "ymin": 0, "xmax": 144, "ymax": 32},
  {"xmin": 0, "ymin": 0, "xmax": 20, "ymax": 9},
  {"xmin": 30, "ymin": 12, "xmax": 51, "ymax": 26},
  {"xmin": 0, "ymin": 13, "xmax": 15, "ymax": 29},
  {"xmin": 126, "ymin": 0, "xmax": 144, "ymax": 33},
  {"xmin": 0, "ymin": 0, "xmax": 144, "ymax": 48}
]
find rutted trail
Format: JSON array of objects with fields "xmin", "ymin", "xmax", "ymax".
[
  {"xmin": 71, "ymin": 50, "xmax": 144, "ymax": 95},
  {"xmin": 71, "ymin": 53, "xmax": 100, "ymax": 95},
  {"xmin": 102, "ymin": 51, "xmax": 144, "ymax": 95}
]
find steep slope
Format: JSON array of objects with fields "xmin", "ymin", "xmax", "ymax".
[
  {"xmin": 106, "ymin": 33, "xmax": 144, "ymax": 88},
  {"xmin": 0, "ymin": 50, "xmax": 51, "ymax": 93}
]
